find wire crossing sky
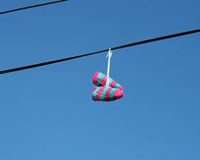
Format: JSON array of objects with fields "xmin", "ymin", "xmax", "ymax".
[
  {"xmin": 0, "ymin": 0, "xmax": 68, "ymax": 15},
  {"xmin": 0, "ymin": 28, "xmax": 199, "ymax": 75}
]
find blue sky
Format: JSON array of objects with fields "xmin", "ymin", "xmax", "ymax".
[{"xmin": 0, "ymin": 0, "xmax": 200, "ymax": 159}]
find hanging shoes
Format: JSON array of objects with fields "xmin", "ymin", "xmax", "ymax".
[
  {"xmin": 92, "ymin": 72, "xmax": 124, "ymax": 102},
  {"xmin": 92, "ymin": 49, "xmax": 124, "ymax": 102}
]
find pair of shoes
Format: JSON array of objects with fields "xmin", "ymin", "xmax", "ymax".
[{"xmin": 92, "ymin": 72, "xmax": 124, "ymax": 101}]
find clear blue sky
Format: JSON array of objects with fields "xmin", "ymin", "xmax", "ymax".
[{"xmin": 0, "ymin": 0, "xmax": 199, "ymax": 159}]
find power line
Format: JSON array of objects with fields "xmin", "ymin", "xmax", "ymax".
[
  {"xmin": 0, "ymin": 0, "xmax": 68, "ymax": 15},
  {"xmin": 0, "ymin": 29, "xmax": 199, "ymax": 75}
]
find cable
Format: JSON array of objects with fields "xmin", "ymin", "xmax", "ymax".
[
  {"xmin": 0, "ymin": 0, "xmax": 68, "ymax": 15},
  {"xmin": 0, "ymin": 29, "xmax": 199, "ymax": 75}
]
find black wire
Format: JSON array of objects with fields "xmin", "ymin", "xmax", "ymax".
[
  {"xmin": 0, "ymin": 29, "xmax": 199, "ymax": 75},
  {"xmin": 0, "ymin": 0, "xmax": 68, "ymax": 15}
]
